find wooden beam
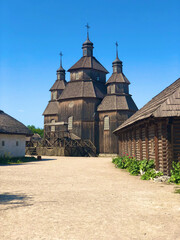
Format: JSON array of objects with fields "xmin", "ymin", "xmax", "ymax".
[
  {"xmin": 139, "ymin": 127, "xmax": 143, "ymax": 160},
  {"xmin": 133, "ymin": 128, "xmax": 136, "ymax": 157},
  {"xmin": 145, "ymin": 124, "xmax": 149, "ymax": 160},
  {"xmin": 154, "ymin": 124, "xmax": 159, "ymax": 170}
]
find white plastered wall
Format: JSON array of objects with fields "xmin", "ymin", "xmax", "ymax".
[{"xmin": 0, "ymin": 134, "xmax": 26, "ymax": 157}]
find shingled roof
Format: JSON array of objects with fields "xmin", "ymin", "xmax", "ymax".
[
  {"xmin": 114, "ymin": 78, "xmax": 180, "ymax": 132},
  {"xmin": 106, "ymin": 73, "xmax": 130, "ymax": 85},
  {"xmin": 97, "ymin": 95, "xmax": 138, "ymax": 112},
  {"xmin": 43, "ymin": 101, "xmax": 59, "ymax": 115},
  {"xmin": 50, "ymin": 80, "xmax": 67, "ymax": 91},
  {"xmin": 68, "ymin": 56, "xmax": 109, "ymax": 73},
  {"xmin": 0, "ymin": 111, "xmax": 32, "ymax": 135},
  {"xmin": 58, "ymin": 80, "xmax": 106, "ymax": 100}
]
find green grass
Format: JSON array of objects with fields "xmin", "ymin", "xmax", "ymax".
[
  {"xmin": 0, "ymin": 156, "xmax": 37, "ymax": 165},
  {"xmin": 174, "ymin": 187, "xmax": 180, "ymax": 194}
]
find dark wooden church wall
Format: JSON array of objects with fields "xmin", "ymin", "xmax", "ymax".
[
  {"xmin": 58, "ymin": 99, "xmax": 83, "ymax": 138},
  {"xmin": 58, "ymin": 98, "xmax": 101, "ymax": 148},
  {"xmin": 44, "ymin": 115, "xmax": 58, "ymax": 135},
  {"xmin": 99, "ymin": 111, "xmax": 126, "ymax": 154},
  {"xmin": 81, "ymin": 98, "xmax": 101, "ymax": 149}
]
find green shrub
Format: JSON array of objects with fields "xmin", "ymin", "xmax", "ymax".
[
  {"xmin": 0, "ymin": 156, "xmax": 36, "ymax": 165},
  {"xmin": 112, "ymin": 155, "xmax": 163, "ymax": 180},
  {"xmin": 141, "ymin": 169, "xmax": 163, "ymax": 180},
  {"xmin": 169, "ymin": 162, "xmax": 180, "ymax": 184},
  {"xmin": 127, "ymin": 159, "xmax": 140, "ymax": 176},
  {"xmin": 139, "ymin": 159, "xmax": 154, "ymax": 172}
]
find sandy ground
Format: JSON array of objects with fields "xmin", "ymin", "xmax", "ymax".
[{"xmin": 0, "ymin": 156, "xmax": 180, "ymax": 240}]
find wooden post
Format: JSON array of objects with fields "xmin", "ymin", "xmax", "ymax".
[
  {"xmin": 145, "ymin": 124, "xmax": 149, "ymax": 160},
  {"xmin": 133, "ymin": 128, "xmax": 136, "ymax": 157},
  {"xmin": 139, "ymin": 127, "xmax": 143, "ymax": 160},
  {"xmin": 129, "ymin": 130, "xmax": 132, "ymax": 156},
  {"xmin": 154, "ymin": 123, "xmax": 159, "ymax": 170}
]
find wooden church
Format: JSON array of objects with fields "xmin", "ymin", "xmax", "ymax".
[{"xmin": 43, "ymin": 28, "xmax": 138, "ymax": 154}]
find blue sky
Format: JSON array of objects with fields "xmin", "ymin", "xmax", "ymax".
[{"xmin": 0, "ymin": 0, "xmax": 180, "ymax": 128}]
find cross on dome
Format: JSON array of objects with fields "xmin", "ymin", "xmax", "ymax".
[
  {"xmin": 115, "ymin": 41, "xmax": 118, "ymax": 58},
  {"xmin": 60, "ymin": 51, "xmax": 63, "ymax": 67},
  {"xmin": 85, "ymin": 23, "xmax": 90, "ymax": 39}
]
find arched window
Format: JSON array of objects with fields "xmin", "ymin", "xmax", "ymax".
[
  {"xmin": 68, "ymin": 116, "xmax": 73, "ymax": 130},
  {"xmin": 104, "ymin": 116, "xmax": 110, "ymax": 130},
  {"xmin": 51, "ymin": 119, "xmax": 55, "ymax": 132}
]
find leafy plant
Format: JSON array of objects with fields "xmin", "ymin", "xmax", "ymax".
[
  {"xmin": 141, "ymin": 169, "xmax": 163, "ymax": 180},
  {"xmin": 168, "ymin": 161, "xmax": 180, "ymax": 184},
  {"xmin": 127, "ymin": 159, "xmax": 140, "ymax": 176},
  {"xmin": 139, "ymin": 159, "xmax": 154, "ymax": 172},
  {"xmin": 112, "ymin": 155, "xmax": 163, "ymax": 180}
]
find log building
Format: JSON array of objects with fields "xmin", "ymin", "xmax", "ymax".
[
  {"xmin": 43, "ymin": 30, "xmax": 137, "ymax": 154},
  {"xmin": 114, "ymin": 78, "xmax": 180, "ymax": 174}
]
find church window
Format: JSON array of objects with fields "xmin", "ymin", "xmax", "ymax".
[
  {"xmin": 97, "ymin": 76, "xmax": 100, "ymax": 81},
  {"xmin": 57, "ymin": 73, "xmax": 60, "ymax": 80},
  {"xmin": 104, "ymin": 116, "xmax": 110, "ymax": 130},
  {"xmin": 16, "ymin": 141, "xmax": 19, "ymax": 146},
  {"xmin": 2, "ymin": 141, "xmax": 5, "ymax": 146},
  {"xmin": 68, "ymin": 116, "xmax": 73, "ymax": 130},
  {"xmin": 114, "ymin": 66, "xmax": 118, "ymax": 72},
  {"xmin": 51, "ymin": 119, "xmax": 55, "ymax": 132},
  {"xmin": 75, "ymin": 72, "xmax": 79, "ymax": 80},
  {"xmin": 84, "ymin": 49, "xmax": 87, "ymax": 56},
  {"xmin": 52, "ymin": 91, "xmax": 57, "ymax": 100},
  {"xmin": 111, "ymin": 85, "xmax": 115, "ymax": 94}
]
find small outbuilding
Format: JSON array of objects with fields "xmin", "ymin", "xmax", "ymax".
[
  {"xmin": 114, "ymin": 78, "xmax": 180, "ymax": 174},
  {"xmin": 0, "ymin": 110, "xmax": 32, "ymax": 157}
]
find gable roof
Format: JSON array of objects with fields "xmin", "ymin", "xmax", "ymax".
[
  {"xmin": 50, "ymin": 80, "xmax": 67, "ymax": 91},
  {"xmin": 114, "ymin": 78, "xmax": 180, "ymax": 132},
  {"xmin": 43, "ymin": 101, "xmax": 59, "ymax": 115},
  {"xmin": 68, "ymin": 56, "xmax": 109, "ymax": 73},
  {"xmin": 97, "ymin": 95, "xmax": 138, "ymax": 112},
  {"xmin": 0, "ymin": 111, "xmax": 32, "ymax": 136},
  {"xmin": 106, "ymin": 73, "xmax": 130, "ymax": 85},
  {"xmin": 58, "ymin": 80, "xmax": 106, "ymax": 100}
]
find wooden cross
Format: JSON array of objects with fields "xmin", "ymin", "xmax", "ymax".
[
  {"xmin": 60, "ymin": 51, "xmax": 63, "ymax": 67},
  {"xmin": 116, "ymin": 41, "xmax": 118, "ymax": 58},
  {"xmin": 85, "ymin": 23, "xmax": 90, "ymax": 38}
]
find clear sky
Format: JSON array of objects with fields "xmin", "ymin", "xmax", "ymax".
[{"xmin": 0, "ymin": 0, "xmax": 180, "ymax": 128}]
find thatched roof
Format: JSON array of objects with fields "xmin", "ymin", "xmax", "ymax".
[
  {"xmin": 43, "ymin": 101, "xmax": 59, "ymax": 115},
  {"xmin": 68, "ymin": 56, "xmax": 109, "ymax": 73},
  {"xmin": 114, "ymin": 78, "xmax": 180, "ymax": 132},
  {"xmin": 0, "ymin": 111, "xmax": 32, "ymax": 136},
  {"xmin": 50, "ymin": 80, "xmax": 67, "ymax": 91},
  {"xmin": 97, "ymin": 95, "xmax": 138, "ymax": 112},
  {"xmin": 59, "ymin": 80, "xmax": 106, "ymax": 100},
  {"xmin": 106, "ymin": 73, "xmax": 130, "ymax": 85}
]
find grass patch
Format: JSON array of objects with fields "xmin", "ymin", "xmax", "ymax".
[
  {"xmin": 174, "ymin": 187, "xmax": 180, "ymax": 194},
  {"xmin": 0, "ymin": 156, "xmax": 37, "ymax": 165}
]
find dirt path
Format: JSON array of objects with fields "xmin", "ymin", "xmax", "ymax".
[{"xmin": 0, "ymin": 156, "xmax": 180, "ymax": 240}]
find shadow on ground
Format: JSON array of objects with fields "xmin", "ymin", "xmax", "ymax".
[
  {"xmin": 0, "ymin": 192, "xmax": 34, "ymax": 211},
  {"xmin": 0, "ymin": 192, "xmax": 29, "ymax": 204}
]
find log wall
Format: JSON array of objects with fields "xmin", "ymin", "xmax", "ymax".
[{"xmin": 117, "ymin": 117, "xmax": 180, "ymax": 174}]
